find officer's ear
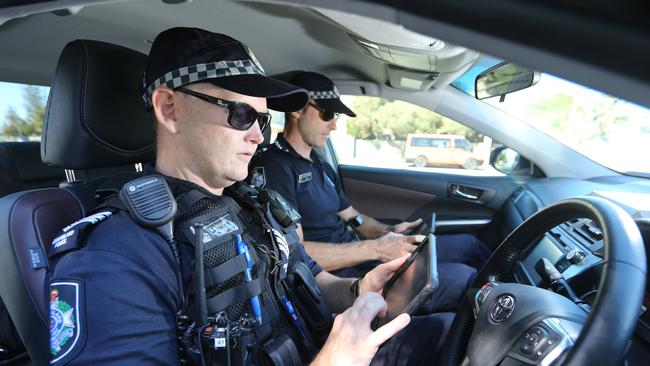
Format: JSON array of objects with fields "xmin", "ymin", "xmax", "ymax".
[
  {"xmin": 289, "ymin": 108, "xmax": 304, "ymax": 121},
  {"xmin": 152, "ymin": 86, "xmax": 181, "ymax": 134}
]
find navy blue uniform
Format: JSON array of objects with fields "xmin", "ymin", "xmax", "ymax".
[
  {"xmin": 48, "ymin": 179, "xmax": 451, "ymax": 365},
  {"xmin": 49, "ymin": 211, "xmax": 184, "ymax": 364},
  {"xmin": 249, "ymin": 134, "xmax": 490, "ymax": 311},
  {"xmin": 48, "ymin": 199, "xmax": 322, "ymax": 364},
  {"xmin": 250, "ymin": 137, "xmax": 354, "ymax": 244}
]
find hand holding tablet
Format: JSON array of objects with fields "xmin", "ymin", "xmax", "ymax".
[{"xmin": 373, "ymin": 233, "xmax": 438, "ymax": 328}]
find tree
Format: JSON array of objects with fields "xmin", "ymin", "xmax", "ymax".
[
  {"xmin": 347, "ymin": 96, "xmax": 482, "ymax": 142},
  {"xmin": 347, "ymin": 97, "xmax": 385, "ymax": 139},
  {"xmin": 527, "ymin": 93, "xmax": 574, "ymax": 134},
  {"xmin": 587, "ymin": 95, "xmax": 627, "ymax": 142},
  {"xmin": 2, "ymin": 85, "xmax": 46, "ymax": 140}
]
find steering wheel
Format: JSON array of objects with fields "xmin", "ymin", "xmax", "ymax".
[{"xmin": 439, "ymin": 196, "xmax": 646, "ymax": 366}]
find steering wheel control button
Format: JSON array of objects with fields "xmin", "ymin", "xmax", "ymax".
[
  {"xmin": 533, "ymin": 326, "xmax": 548, "ymax": 339},
  {"xmin": 490, "ymin": 294, "xmax": 515, "ymax": 323},
  {"xmin": 515, "ymin": 324, "xmax": 561, "ymax": 362},
  {"xmin": 473, "ymin": 282, "xmax": 498, "ymax": 319}
]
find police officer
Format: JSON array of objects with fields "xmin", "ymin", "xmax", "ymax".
[
  {"xmin": 248, "ymin": 71, "xmax": 491, "ymax": 312},
  {"xmin": 48, "ymin": 28, "xmax": 453, "ymax": 365}
]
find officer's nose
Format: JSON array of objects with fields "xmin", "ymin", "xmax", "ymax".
[
  {"xmin": 246, "ymin": 120, "xmax": 265, "ymax": 145},
  {"xmin": 327, "ymin": 118, "xmax": 337, "ymax": 131}
]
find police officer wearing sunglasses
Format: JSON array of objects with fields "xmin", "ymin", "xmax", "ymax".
[
  {"xmin": 48, "ymin": 28, "xmax": 453, "ymax": 366},
  {"xmin": 249, "ymin": 71, "xmax": 491, "ymax": 314}
]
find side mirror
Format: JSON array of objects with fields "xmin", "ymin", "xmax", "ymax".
[
  {"xmin": 475, "ymin": 62, "xmax": 540, "ymax": 100},
  {"xmin": 490, "ymin": 146, "xmax": 529, "ymax": 175}
]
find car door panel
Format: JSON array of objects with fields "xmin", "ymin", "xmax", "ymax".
[{"xmin": 339, "ymin": 165, "xmax": 526, "ymax": 235}]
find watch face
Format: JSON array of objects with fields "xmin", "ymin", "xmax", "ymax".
[{"xmin": 350, "ymin": 215, "xmax": 364, "ymax": 227}]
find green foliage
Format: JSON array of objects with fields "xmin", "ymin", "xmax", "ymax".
[
  {"xmin": 585, "ymin": 95, "xmax": 627, "ymax": 142},
  {"xmin": 527, "ymin": 93, "xmax": 574, "ymax": 133},
  {"xmin": 346, "ymin": 97, "xmax": 384, "ymax": 139},
  {"xmin": 347, "ymin": 96, "xmax": 482, "ymax": 142},
  {"xmin": 2, "ymin": 85, "xmax": 46, "ymax": 140},
  {"xmin": 525, "ymin": 92, "xmax": 629, "ymax": 143}
]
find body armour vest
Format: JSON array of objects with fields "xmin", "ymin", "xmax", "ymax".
[
  {"xmin": 47, "ymin": 173, "xmax": 330, "ymax": 366},
  {"xmin": 164, "ymin": 176, "xmax": 313, "ymax": 366}
]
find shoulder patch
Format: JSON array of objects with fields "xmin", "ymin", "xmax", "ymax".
[
  {"xmin": 49, "ymin": 211, "xmax": 114, "ymax": 259},
  {"xmin": 249, "ymin": 166, "xmax": 266, "ymax": 189},
  {"xmin": 50, "ymin": 279, "xmax": 86, "ymax": 365}
]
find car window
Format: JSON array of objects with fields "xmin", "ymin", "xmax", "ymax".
[
  {"xmin": 0, "ymin": 81, "xmax": 49, "ymax": 142},
  {"xmin": 454, "ymin": 69, "xmax": 650, "ymax": 176},
  {"xmin": 411, "ymin": 137, "xmax": 430, "ymax": 147},
  {"xmin": 454, "ymin": 139, "xmax": 471, "ymax": 151},
  {"xmin": 330, "ymin": 96, "xmax": 501, "ymax": 174},
  {"xmin": 430, "ymin": 138, "xmax": 450, "ymax": 148}
]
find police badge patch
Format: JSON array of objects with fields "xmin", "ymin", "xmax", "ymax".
[
  {"xmin": 250, "ymin": 167, "xmax": 266, "ymax": 189},
  {"xmin": 298, "ymin": 172, "xmax": 312, "ymax": 183},
  {"xmin": 50, "ymin": 280, "xmax": 85, "ymax": 365}
]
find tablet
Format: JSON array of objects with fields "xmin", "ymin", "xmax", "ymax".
[
  {"xmin": 374, "ymin": 234, "xmax": 438, "ymax": 328},
  {"xmin": 410, "ymin": 213, "xmax": 436, "ymax": 235}
]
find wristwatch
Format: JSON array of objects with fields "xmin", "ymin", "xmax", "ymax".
[
  {"xmin": 347, "ymin": 215, "xmax": 364, "ymax": 228},
  {"xmin": 350, "ymin": 277, "xmax": 363, "ymax": 298}
]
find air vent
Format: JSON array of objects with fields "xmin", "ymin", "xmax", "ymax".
[{"xmin": 511, "ymin": 187, "xmax": 525, "ymax": 202}]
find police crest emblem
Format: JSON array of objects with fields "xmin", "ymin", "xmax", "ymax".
[
  {"xmin": 50, "ymin": 280, "xmax": 85, "ymax": 364},
  {"xmin": 250, "ymin": 167, "xmax": 266, "ymax": 189}
]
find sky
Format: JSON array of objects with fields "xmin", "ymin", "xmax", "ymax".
[{"xmin": 0, "ymin": 81, "xmax": 50, "ymax": 128}]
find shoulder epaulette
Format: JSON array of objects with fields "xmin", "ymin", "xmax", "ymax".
[{"xmin": 48, "ymin": 210, "xmax": 116, "ymax": 259}]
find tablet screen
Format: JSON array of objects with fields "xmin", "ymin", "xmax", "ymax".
[{"xmin": 379, "ymin": 234, "xmax": 438, "ymax": 326}]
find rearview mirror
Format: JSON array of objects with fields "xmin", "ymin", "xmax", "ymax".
[{"xmin": 475, "ymin": 62, "xmax": 540, "ymax": 100}]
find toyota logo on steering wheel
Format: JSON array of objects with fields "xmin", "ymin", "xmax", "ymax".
[{"xmin": 490, "ymin": 294, "xmax": 516, "ymax": 323}]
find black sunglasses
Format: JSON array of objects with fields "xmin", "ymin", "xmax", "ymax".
[
  {"xmin": 176, "ymin": 87, "xmax": 271, "ymax": 132},
  {"xmin": 309, "ymin": 102, "xmax": 339, "ymax": 121}
]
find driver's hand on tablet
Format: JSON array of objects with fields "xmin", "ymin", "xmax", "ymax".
[
  {"xmin": 392, "ymin": 218, "xmax": 423, "ymax": 234},
  {"xmin": 359, "ymin": 255, "xmax": 410, "ymax": 294},
  {"xmin": 311, "ymin": 292, "xmax": 411, "ymax": 366},
  {"xmin": 372, "ymin": 233, "xmax": 423, "ymax": 262}
]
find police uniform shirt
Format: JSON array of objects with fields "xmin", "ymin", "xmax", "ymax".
[
  {"xmin": 48, "ymin": 178, "xmax": 322, "ymax": 365},
  {"xmin": 249, "ymin": 134, "xmax": 355, "ymax": 244}
]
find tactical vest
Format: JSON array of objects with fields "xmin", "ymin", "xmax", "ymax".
[{"xmin": 51, "ymin": 173, "xmax": 332, "ymax": 366}]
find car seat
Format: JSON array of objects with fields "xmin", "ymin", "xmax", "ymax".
[
  {"xmin": 0, "ymin": 142, "xmax": 65, "ymax": 197},
  {"xmin": 0, "ymin": 39, "xmax": 154, "ymax": 365}
]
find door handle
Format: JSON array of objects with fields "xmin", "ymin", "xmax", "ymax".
[{"xmin": 450, "ymin": 184, "xmax": 482, "ymax": 201}]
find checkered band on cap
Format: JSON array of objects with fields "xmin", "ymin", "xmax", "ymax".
[
  {"xmin": 142, "ymin": 59, "xmax": 264, "ymax": 108},
  {"xmin": 309, "ymin": 90, "xmax": 340, "ymax": 100}
]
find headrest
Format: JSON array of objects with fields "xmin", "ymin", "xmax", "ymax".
[{"xmin": 41, "ymin": 40, "xmax": 155, "ymax": 169}]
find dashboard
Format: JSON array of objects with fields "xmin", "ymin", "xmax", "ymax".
[{"xmin": 500, "ymin": 176, "xmax": 650, "ymax": 364}]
